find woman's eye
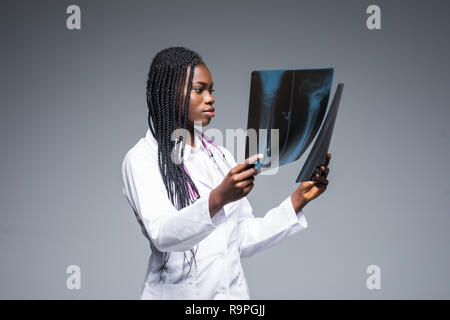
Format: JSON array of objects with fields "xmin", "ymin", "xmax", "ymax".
[{"xmin": 194, "ymin": 88, "xmax": 214, "ymax": 94}]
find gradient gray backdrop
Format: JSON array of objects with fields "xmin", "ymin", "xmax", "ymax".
[{"xmin": 1, "ymin": 0, "xmax": 449, "ymax": 299}]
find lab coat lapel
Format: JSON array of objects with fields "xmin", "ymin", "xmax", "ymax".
[
  {"xmin": 193, "ymin": 135, "xmax": 227, "ymax": 191},
  {"xmin": 193, "ymin": 143, "xmax": 234, "ymax": 218},
  {"xmin": 193, "ymin": 165, "xmax": 217, "ymax": 190},
  {"xmin": 146, "ymin": 128, "xmax": 228, "ymax": 213},
  {"xmin": 184, "ymin": 131, "xmax": 217, "ymax": 190}
]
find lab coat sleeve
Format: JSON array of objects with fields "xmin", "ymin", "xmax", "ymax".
[
  {"xmin": 237, "ymin": 195, "xmax": 308, "ymax": 258},
  {"xmin": 121, "ymin": 148, "xmax": 224, "ymax": 253}
]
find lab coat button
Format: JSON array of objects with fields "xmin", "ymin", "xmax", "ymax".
[{"xmin": 221, "ymin": 288, "xmax": 227, "ymax": 295}]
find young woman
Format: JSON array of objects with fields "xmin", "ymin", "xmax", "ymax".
[{"xmin": 121, "ymin": 47, "xmax": 331, "ymax": 299}]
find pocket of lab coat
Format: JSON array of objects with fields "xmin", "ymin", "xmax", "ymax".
[
  {"xmin": 159, "ymin": 252, "xmax": 196, "ymax": 283},
  {"xmin": 141, "ymin": 282, "xmax": 199, "ymax": 300},
  {"xmin": 194, "ymin": 223, "xmax": 228, "ymax": 261},
  {"xmin": 162, "ymin": 283, "xmax": 199, "ymax": 300}
]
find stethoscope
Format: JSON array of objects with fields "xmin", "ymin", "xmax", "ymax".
[{"xmin": 182, "ymin": 131, "xmax": 232, "ymax": 200}]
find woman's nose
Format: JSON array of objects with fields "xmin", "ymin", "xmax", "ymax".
[{"xmin": 205, "ymin": 95, "xmax": 214, "ymax": 104}]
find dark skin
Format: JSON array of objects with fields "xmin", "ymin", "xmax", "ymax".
[
  {"xmin": 179, "ymin": 62, "xmax": 331, "ymax": 217},
  {"xmin": 179, "ymin": 62, "xmax": 216, "ymax": 144}
]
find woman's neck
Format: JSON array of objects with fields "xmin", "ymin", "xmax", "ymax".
[{"xmin": 186, "ymin": 127, "xmax": 195, "ymax": 148}]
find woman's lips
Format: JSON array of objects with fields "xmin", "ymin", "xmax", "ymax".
[
  {"xmin": 203, "ymin": 111, "xmax": 215, "ymax": 117},
  {"xmin": 203, "ymin": 108, "xmax": 215, "ymax": 117}
]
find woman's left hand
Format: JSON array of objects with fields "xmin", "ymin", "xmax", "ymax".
[{"xmin": 290, "ymin": 153, "xmax": 331, "ymax": 212}]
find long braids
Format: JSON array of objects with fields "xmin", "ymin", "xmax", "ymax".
[{"xmin": 146, "ymin": 47, "xmax": 203, "ymax": 281}]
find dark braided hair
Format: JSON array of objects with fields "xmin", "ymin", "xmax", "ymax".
[{"xmin": 146, "ymin": 47, "xmax": 204, "ymax": 281}]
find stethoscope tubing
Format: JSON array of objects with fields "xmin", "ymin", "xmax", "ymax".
[{"xmin": 182, "ymin": 131, "xmax": 232, "ymax": 200}]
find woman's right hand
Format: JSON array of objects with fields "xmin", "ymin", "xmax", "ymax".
[{"xmin": 209, "ymin": 154, "xmax": 262, "ymax": 217}]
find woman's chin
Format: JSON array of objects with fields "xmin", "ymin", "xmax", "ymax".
[
  {"xmin": 190, "ymin": 117, "xmax": 212, "ymax": 127},
  {"xmin": 200, "ymin": 118, "xmax": 212, "ymax": 126}
]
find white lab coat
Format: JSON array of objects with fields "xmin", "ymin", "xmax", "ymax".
[{"xmin": 121, "ymin": 128, "xmax": 308, "ymax": 299}]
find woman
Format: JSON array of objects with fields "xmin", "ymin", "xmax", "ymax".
[{"xmin": 121, "ymin": 47, "xmax": 331, "ymax": 299}]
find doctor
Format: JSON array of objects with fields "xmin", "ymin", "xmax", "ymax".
[{"xmin": 121, "ymin": 47, "xmax": 331, "ymax": 299}]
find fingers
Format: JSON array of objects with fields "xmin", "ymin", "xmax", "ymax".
[
  {"xmin": 234, "ymin": 167, "xmax": 258, "ymax": 182},
  {"xmin": 225, "ymin": 155, "xmax": 260, "ymax": 199},
  {"xmin": 324, "ymin": 153, "xmax": 331, "ymax": 166},
  {"xmin": 317, "ymin": 165, "xmax": 329, "ymax": 177},
  {"xmin": 235, "ymin": 176, "xmax": 255, "ymax": 189},
  {"xmin": 230, "ymin": 154, "xmax": 263, "ymax": 175},
  {"xmin": 312, "ymin": 172, "xmax": 328, "ymax": 185},
  {"xmin": 315, "ymin": 153, "xmax": 332, "ymax": 177},
  {"xmin": 242, "ymin": 182, "xmax": 254, "ymax": 195}
]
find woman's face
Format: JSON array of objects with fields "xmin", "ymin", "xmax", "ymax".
[{"xmin": 180, "ymin": 62, "xmax": 215, "ymax": 127}]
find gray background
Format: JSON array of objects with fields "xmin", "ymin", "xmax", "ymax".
[{"xmin": 1, "ymin": 0, "xmax": 449, "ymax": 299}]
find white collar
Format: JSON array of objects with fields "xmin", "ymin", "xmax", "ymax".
[
  {"xmin": 144, "ymin": 128, "xmax": 204, "ymax": 162},
  {"xmin": 182, "ymin": 128, "xmax": 204, "ymax": 162}
]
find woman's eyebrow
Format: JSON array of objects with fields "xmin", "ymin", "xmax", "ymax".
[{"xmin": 193, "ymin": 81, "xmax": 213, "ymax": 87}]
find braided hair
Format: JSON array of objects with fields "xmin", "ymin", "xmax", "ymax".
[{"xmin": 146, "ymin": 47, "xmax": 203, "ymax": 281}]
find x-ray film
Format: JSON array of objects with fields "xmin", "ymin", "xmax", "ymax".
[
  {"xmin": 296, "ymin": 83, "xmax": 344, "ymax": 183},
  {"xmin": 245, "ymin": 68, "xmax": 334, "ymax": 173}
]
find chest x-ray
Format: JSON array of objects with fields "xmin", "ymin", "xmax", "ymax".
[{"xmin": 245, "ymin": 68, "xmax": 343, "ymax": 181}]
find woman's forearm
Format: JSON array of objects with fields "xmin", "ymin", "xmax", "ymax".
[
  {"xmin": 209, "ymin": 188, "xmax": 224, "ymax": 218},
  {"xmin": 290, "ymin": 188, "xmax": 308, "ymax": 214}
]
